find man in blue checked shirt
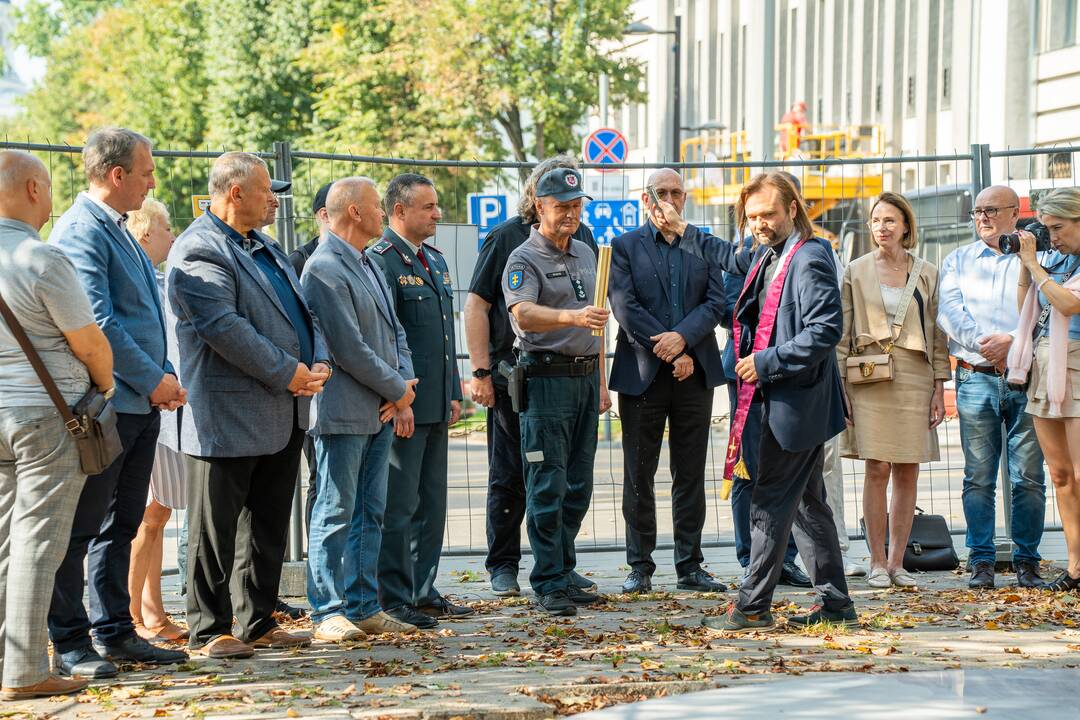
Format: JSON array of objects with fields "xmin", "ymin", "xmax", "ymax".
[{"xmin": 937, "ymin": 185, "xmax": 1047, "ymax": 590}]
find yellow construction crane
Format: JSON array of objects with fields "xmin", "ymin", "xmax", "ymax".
[{"xmin": 680, "ymin": 123, "xmax": 886, "ymax": 245}]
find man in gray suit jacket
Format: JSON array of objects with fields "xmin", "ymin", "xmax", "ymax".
[
  {"xmin": 167, "ymin": 152, "xmax": 330, "ymax": 659},
  {"xmin": 301, "ymin": 177, "xmax": 420, "ymax": 642}
]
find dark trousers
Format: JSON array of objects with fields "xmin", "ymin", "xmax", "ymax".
[
  {"xmin": 49, "ymin": 411, "xmax": 160, "ymax": 652},
  {"xmin": 485, "ymin": 384, "xmax": 525, "ymax": 575},
  {"xmin": 736, "ymin": 415, "xmax": 851, "ymax": 615},
  {"xmin": 620, "ymin": 369, "xmax": 711, "ymax": 577},
  {"xmin": 727, "ymin": 381, "xmax": 798, "ymax": 568},
  {"xmin": 378, "ymin": 422, "xmax": 448, "ymax": 611},
  {"xmin": 520, "ymin": 371, "xmax": 599, "ymax": 596},
  {"xmin": 186, "ymin": 427, "xmax": 305, "ymax": 647}
]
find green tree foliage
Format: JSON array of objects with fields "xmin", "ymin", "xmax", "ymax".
[{"xmin": 8, "ymin": 0, "xmax": 645, "ymax": 228}]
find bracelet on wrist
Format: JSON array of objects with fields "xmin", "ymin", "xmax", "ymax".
[{"xmin": 1038, "ymin": 276, "xmax": 1052, "ymax": 291}]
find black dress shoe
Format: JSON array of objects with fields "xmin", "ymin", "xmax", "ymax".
[
  {"xmin": 53, "ymin": 646, "xmax": 117, "ymax": 679},
  {"xmin": 779, "ymin": 561, "xmax": 812, "ymax": 588},
  {"xmin": 677, "ymin": 568, "xmax": 726, "ymax": 593},
  {"xmin": 567, "ymin": 585, "xmax": 601, "ymax": 605},
  {"xmin": 94, "ymin": 635, "xmax": 187, "ymax": 665},
  {"xmin": 569, "ymin": 571, "xmax": 598, "ymax": 592},
  {"xmin": 275, "ymin": 599, "xmax": 308, "ymax": 620},
  {"xmin": 491, "ymin": 572, "xmax": 521, "ymax": 597},
  {"xmin": 417, "ymin": 596, "xmax": 475, "ymax": 619},
  {"xmin": 1015, "ymin": 561, "xmax": 1044, "ymax": 589},
  {"xmin": 969, "ymin": 561, "xmax": 995, "ymax": 589},
  {"xmin": 536, "ymin": 590, "xmax": 576, "ymax": 616},
  {"xmin": 1041, "ymin": 569, "xmax": 1080, "ymax": 592},
  {"xmin": 387, "ymin": 604, "xmax": 439, "ymax": 629},
  {"xmin": 621, "ymin": 570, "xmax": 652, "ymax": 594}
]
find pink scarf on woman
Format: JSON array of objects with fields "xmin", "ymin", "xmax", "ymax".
[{"xmin": 1008, "ymin": 274, "xmax": 1080, "ymax": 416}]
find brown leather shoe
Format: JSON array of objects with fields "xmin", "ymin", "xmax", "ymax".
[
  {"xmin": 191, "ymin": 634, "xmax": 254, "ymax": 659},
  {"xmin": 251, "ymin": 626, "xmax": 312, "ymax": 649},
  {"xmin": 2, "ymin": 674, "xmax": 88, "ymax": 700}
]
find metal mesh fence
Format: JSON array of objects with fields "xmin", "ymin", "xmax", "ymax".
[{"xmin": 5, "ymin": 139, "xmax": 1076, "ymax": 562}]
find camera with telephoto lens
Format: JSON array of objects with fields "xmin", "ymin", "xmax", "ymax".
[{"xmin": 999, "ymin": 221, "xmax": 1051, "ymax": 254}]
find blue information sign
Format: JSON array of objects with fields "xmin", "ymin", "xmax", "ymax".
[
  {"xmin": 467, "ymin": 194, "xmax": 508, "ymax": 243},
  {"xmin": 583, "ymin": 199, "xmax": 639, "ymax": 245}
]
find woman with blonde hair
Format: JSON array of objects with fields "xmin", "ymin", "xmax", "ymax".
[
  {"xmin": 1009, "ymin": 186, "xmax": 1080, "ymax": 591},
  {"xmin": 125, "ymin": 197, "xmax": 187, "ymax": 641},
  {"xmin": 837, "ymin": 191, "xmax": 950, "ymax": 588}
]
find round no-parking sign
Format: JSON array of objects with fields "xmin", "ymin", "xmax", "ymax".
[{"xmin": 582, "ymin": 127, "xmax": 629, "ymax": 171}]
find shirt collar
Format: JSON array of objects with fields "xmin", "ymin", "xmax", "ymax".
[
  {"xmin": 646, "ymin": 218, "xmax": 681, "ymax": 246},
  {"xmin": 206, "ymin": 210, "xmax": 263, "ymax": 251},
  {"xmin": 972, "ymin": 239, "xmax": 1003, "ymax": 258},
  {"xmin": 530, "ymin": 224, "xmax": 578, "ymax": 257},
  {"xmin": 328, "ymin": 230, "xmax": 366, "ymax": 263},
  {"xmin": 0, "ymin": 217, "xmax": 41, "ymax": 240},
  {"xmin": 81, "ymin": 191, "xmax": 126, "ymax": 226}
]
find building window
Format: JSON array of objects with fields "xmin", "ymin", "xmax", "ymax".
[
  {"xmin": 906, "ymin": 76, "xmax": 916, "ymax": 113},
  {"xmin": 875, "ymin": 84, "xmax": 882, "ymax": 114},
  {"xmin": 1040, "ymin": 0, "xmax": 1078, "ymax": 52},
  {"xmin": 942, "ymin": 68, "xmax": 950, "ymax": 102}
]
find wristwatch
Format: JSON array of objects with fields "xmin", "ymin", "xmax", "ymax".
[{"xmin": 472, "ymin": 368, "xmax": 492, "ymax": 379}]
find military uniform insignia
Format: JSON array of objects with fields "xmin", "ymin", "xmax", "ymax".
[
  {"xmin": 571, "ymin": 277, "xmax": 587, "ymax": 300},
  {"xmin": 398, "ymin": 275, "xmax": 408, "ymax": 286},
  {"xmin": 373, "ymin": 240, "xmax": 393, "ymax": 255},
  {"xmin": 442, "ymin": 272, "xmax": 451, "ymax": 286}
]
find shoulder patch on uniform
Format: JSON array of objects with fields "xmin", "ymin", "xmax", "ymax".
[
  {"xmin": 422, "ymin": 242, "xmax": 444, "ymax": 255},
  {"xmin": 372, "ymin": 240, "xmax": 393, "ymax": 254},
  {"xmin": 507, "ymin": 264, "xmax": 526, "ymax": 290}
]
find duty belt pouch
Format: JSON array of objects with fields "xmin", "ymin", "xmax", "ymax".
[
  {"xmin": 860, "ymin": 507, "xmax": 959, "ymax": 572},
  {"xmin": 498, "ymin": 360, "xmax": 527, "ymax": 413},
  {"xmin": 0, "ymin": 291, "xmax": 122, "ymax": 475}
]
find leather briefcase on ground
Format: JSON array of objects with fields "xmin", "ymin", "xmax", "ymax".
[
  {"xmin": 0, "ymin": 292, "xmax": 122, "ymax": 475},
  {"xmin": 860, "ymin": 507, "xmax": 960, "ymax": 572}
]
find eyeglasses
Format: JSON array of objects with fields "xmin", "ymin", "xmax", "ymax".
[
  {"xmin": 969, "ymin": 206, "xmax": 1018, "ymax": 219},
  {"xmin": 867, "ymin": 218, "xmax": 900, "ymax": 230}
]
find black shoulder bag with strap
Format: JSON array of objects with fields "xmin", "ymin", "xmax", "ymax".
[
  {"xmin": 860, "ymin": 506, "xmax": 959, "ymax": 572},
  {"xmin": 0, "ymin": 291, "xmax": 122, "ymax": 475}
]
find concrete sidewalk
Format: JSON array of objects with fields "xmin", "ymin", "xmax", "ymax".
[{"xmin": 7, "ymin": 533, "xmax": 1080, "ymax": 719}]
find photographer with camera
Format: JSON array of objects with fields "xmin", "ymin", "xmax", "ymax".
[
  {"xmin": 1008, "ymin": 187, "xmax": 1080, "ymax": 592},
  {"xmin": 938, "ymin": 185, "xmax": 1047, "ymax": 590}
]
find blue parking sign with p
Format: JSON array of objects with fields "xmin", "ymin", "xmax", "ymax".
[{"xmin": 468, "ymin": 194, "xmax": 508, "ymax": 244}]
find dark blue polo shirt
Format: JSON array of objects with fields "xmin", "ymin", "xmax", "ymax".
[
  {"xmin": 207, "ymin": 211, "xmax": 314, "ymax": 365},
  {"xmin": 647, "ymin": 219, "xmax": 685, "ymax": 325}
]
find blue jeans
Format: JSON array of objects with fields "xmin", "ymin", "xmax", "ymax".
[
  {"xmin": 307, "ymin": 425, "xmax": 393, "ymax": 623},
  {"xmin": 955, "ymin": 368, "xmax": 1046, "ymax": 565},
  {"xmin": 727, "ymin": 382, "xmax": 798, "ymax": 568}
]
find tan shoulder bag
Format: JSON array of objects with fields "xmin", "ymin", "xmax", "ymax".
[{"xmin": 845, "ymin": 256, "xmax": 924, "ymax": 385}]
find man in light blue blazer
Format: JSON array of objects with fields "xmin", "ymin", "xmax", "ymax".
[
  {"xmin": 301, "ymin": 177, "xmax": 421, "ymax": 641},
  {"xmin": 49, "ymin": 128, "xmax": 188, "ymax": 678},
  {"xmin": 168, "ymin": 152, "xmax": 330, "ymax": 659}
]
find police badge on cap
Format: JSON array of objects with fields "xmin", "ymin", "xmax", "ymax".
[{"xmin": 535, "ymin": 168, "xmax": 592, "ymax": 202}]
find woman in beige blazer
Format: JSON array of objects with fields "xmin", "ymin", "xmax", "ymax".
[{"xmin": 837, "ymin": 192, "xmax": 951, "ymax": 589}]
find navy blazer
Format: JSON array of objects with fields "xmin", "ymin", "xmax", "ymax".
[
  {"xmin": 701, "ymin": 227, "xmax": 845, "ymax": 452},
  {"xmin": 51, "ymin": 194, "xmax": 172, "ymax": 414},
  {"xmin": 608, "ymin": 222, "xmax": 725, "ymax": 396},
  {"xmin": 720, "ymin": 234, "xmax": 754, "ymax": 382}
]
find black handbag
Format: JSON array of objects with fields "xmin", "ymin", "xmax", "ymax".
[
  {"xmin": 0, "ymin": 292, "xmax": 122, "ymax": 475},
  {"xmin": 860, "ymin": 507, "xmax": 960, "ymax": 572}
]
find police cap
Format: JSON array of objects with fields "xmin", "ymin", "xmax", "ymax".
[{"xmin": 535, "ymin": 168, "xmax": 592, "ymax": 202}]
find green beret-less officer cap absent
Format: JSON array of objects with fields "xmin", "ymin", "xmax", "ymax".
[{"xmin": 535, "ymin": 168, "xmax": 592, "ymax": 202}]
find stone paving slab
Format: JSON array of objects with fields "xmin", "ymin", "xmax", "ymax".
[{"xmin": 6, "ymin": 539, "xmax": 1080, "ymax": 719}]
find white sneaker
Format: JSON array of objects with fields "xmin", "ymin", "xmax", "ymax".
[
  {"xmin": 314, "ymin": 614, "xmax": 366, "ymax": 642},
  {"xmin": 867, "ymin": 567, "xmax": 892, "ymax": 588},
  {"xmin": 843, "ymin": 555, "xmax": 867, "ymax": 577},
  {"xmin": 890, "ymin": 570, "xmax": 918, "ymax": 588}
]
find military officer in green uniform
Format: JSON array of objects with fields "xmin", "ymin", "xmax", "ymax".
[
  {"xmin": 368, "ymin": 173, "xmax": 472, "ymax": 629},
  {"xmin": 503, "ymin": 168, "xmax": 612, "ymax": 616}
]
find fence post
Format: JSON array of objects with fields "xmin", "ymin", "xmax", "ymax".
[
  {"xmin": 273, "ymin": 140, "xmax": 306, "ymax": 566},
  {"xmin": 273, "ymin": 140, "xmax": 297, "ymax": 254}
]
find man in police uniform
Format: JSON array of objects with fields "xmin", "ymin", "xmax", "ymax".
[
  {"xmin": 369, "ymin": 173, "xmax": 471, "ymax": 629},
  {"xmin": 464, "ymin": 154, "xmax": 599, "ymax": 598},
  {"xmin": 503, "ymin": 168, "xmax": 612, "ymax": 616}
]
